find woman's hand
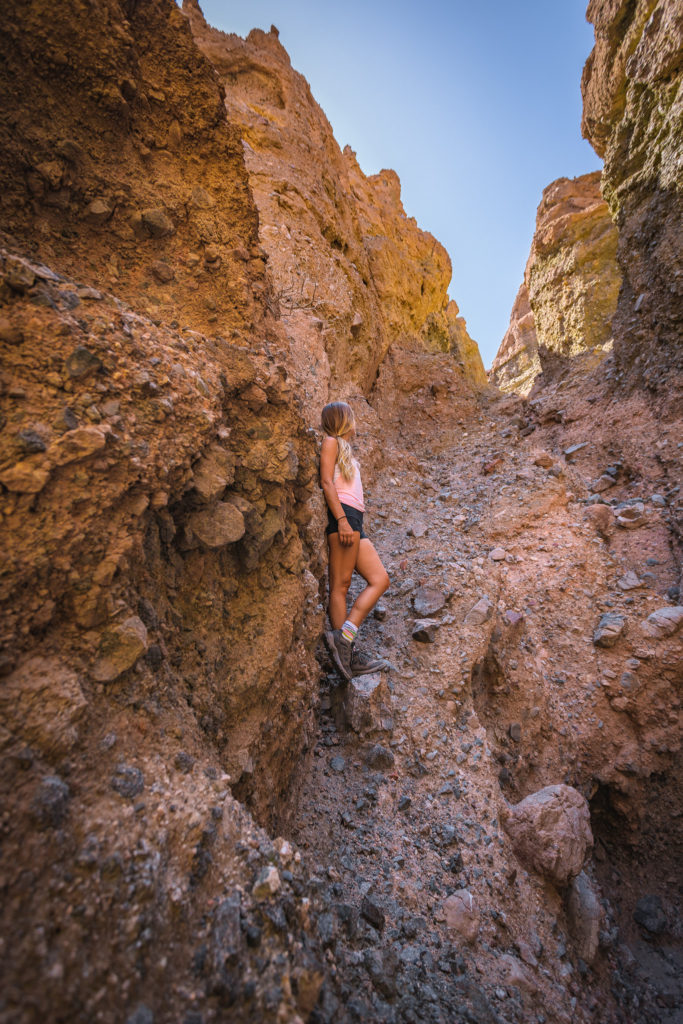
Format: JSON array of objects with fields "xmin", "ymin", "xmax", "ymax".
[{"xmin": 338, "ymin": 517, "xmax": 354, "ymax": 547}]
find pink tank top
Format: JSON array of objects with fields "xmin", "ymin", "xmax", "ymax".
[{"xmin": 333, "ymin": 460, "xmax": 364, "ymax": 512}]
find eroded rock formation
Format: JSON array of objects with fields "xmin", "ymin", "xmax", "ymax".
[
  {"xmin": 182, "ymin": 0, "xmax": 487, "ymax": 396},
  {"xmin": 491, "ymin": 171, "xmax": 620, "ymax": 394},
  {"xmin": 582, "ymin": 0, "xmax": 683, "ymax": 386}
]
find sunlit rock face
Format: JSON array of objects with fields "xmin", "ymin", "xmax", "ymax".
[
  {"xmin": 581, "ymin": 0, "xmax": 683, "ymax": 387},
  {"xmin": 182, "ymin": 0, "xmax": 487, "ymax": 397},
  {"xmin": 490, "ymin": 172, "xmax": 620, "ymax": 394}
]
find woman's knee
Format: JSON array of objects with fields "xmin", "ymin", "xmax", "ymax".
[
  {"xmin": 379, "ymin": 570, "xmax": 390, "ymax": 594},
  {"xmin": 330, "ymin": 575, "xmax": 352, "ymax": 596}
]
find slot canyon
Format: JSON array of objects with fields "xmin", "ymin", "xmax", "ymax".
[{"xmin": 0, "ymin": 1, "xmax": 680, "ymax": 1022}]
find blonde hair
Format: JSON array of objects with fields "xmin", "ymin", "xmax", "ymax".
[{"xmin": 321, "ymin": 401, "xmax": 356, "ymax": 482}]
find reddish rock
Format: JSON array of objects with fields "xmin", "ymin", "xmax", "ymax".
[{"xmin": 501, "ymin": 784, "xmax": 593, "ymax": 886}]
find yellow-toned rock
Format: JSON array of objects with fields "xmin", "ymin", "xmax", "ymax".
[{"xmin": 490, "ymin": 172, "xmax": 620, "ymax": 394}]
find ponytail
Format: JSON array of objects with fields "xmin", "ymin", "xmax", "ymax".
[{"xmin": 321, "ymin": 401, "xmax": 357, "ymax": 482}]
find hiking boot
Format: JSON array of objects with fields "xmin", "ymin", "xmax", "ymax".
[
  {"xmin": 324, "ymin": 629, "xmax": 353, "ymax": 681},
  {"xmin": 350, "ymin": 645, "xmax": 388, "ymax": 677}
]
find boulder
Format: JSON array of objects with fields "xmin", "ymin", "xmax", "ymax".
[
  {"xmin": 188, "ymin": 502, "xmax": 245, "ymax": 548},
  {"xmin": 344, "ymin": 673, "xmax": 383, "ymax": 735},
  {"xmin": 500, "ymin": 783, "xmax": 593, "ymax": 886}
]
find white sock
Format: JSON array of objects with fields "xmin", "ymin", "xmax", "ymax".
[{"xmin": 341, "ymin": 619, "xmax": 358, "ymax": 643}]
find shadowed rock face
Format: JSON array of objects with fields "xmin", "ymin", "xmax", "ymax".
[
  {"xmin": 182, "ymin": 0, "xmax": 488, "ymax": 395},
  {"xmin": 581, "ymin": 0, "xmax": 683, "ymax": 387},
  {"xmin": 490, "ymin": 172, "xmax": 621, "ymax": 395}
]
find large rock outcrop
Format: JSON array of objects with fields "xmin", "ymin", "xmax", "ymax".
[
  {"xmin": 182, "ymin": 1, "xmax": 487, "ymax": 396},
  {"xmin": 490, "ymin": 172, "xmax": 621, "ymax": 394},
  {"xmin": 581, "ymin": 0, "xmax": 683, "ymax": 387}
]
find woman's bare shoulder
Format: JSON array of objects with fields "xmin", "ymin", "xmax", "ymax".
[{"xmin": 321, "ymin": 434, "xmax": 338, "ymax": 452}]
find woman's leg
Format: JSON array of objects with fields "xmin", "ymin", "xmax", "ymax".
[
  {"xmin": 327, "ymin": 532, "xmax": 361, "ymax": 630},
  {"xmin": 346, "ymin": 539, "xmax": 390, "ymax": 627}
]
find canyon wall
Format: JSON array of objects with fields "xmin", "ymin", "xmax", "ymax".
[
  {"xmin": 582, "ymin": 0, "xmax": 683, "ymax": 388},
  {"xmin": 182, "ymin": 0, "xmax": 488, "ymax": 398},
  {"xmin": 0, "ymin": 2, "xmax": 488, "ymax": 1022},
  {"xmin": 491, "ymin": 172, "xmax": 621, "ymax": 394}
]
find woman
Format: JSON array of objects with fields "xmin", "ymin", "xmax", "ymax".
[{"xmin": 319, "ymin": 401, "xmax": 390, "ymax": 681}]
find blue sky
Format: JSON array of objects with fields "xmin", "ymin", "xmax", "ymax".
[{"xmin": 192, "ymin": 1, "xmax": 601, "ymax": 369}]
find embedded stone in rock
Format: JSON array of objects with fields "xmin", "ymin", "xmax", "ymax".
[
  {"xmin": 615, "ymin": 503, "xmax": 646, "ymax": 530},
  {"xmin": 412, "ymin": 587, "xmax": 446, "ymax": 617},
  {"xmin": 563, "ymin": 442, "xmax": 588, "ymax": 460},
  {"xmin": 85, "ymin": 198, "xmax": 112, "ymax": 223},
  {"xmin": 533, "ymin": 452, "xmax": 554, "ymax": 468},
  {"xmin": 407, "ymin": 522, "xmax": 428, "ymax": 538},
  {"xmin": 412, "ymin": 618, "xmax": 439, "ymax": 642},
  {"xmin": 567, "ymin": 871, "xmax": 602, "ymax": 964},
  {"xmin": 92, "ymin": 615, "xmax": 149, "ymax": 682},
  {"xmin": 593, "ymin": 612, "xmax": 626, "ymax": 648},
  {"xmin": 499, "ymin": 953, "xmax": 537, "ymax": 993},
  {"xmin": 365, "ymin": 744, "xmax": 394, "ymax": 769},
  {"xmin": 191, "ymin": 445, "xmax": 236, "ymax": 501},
  {"xmin": 373, "ymin": 603, "xmax": 388, "ymax": 621},
  {"xmin": 591, "ymin": 474, "xmax": 616, "ymax": 493},
  {"xmin": 442, "ymin": 890, "xmax": 479, "ymax": 943},
  {"xmin": 350, "ymin": 311, "xmax": 363, "ymax": 337},
  {"xmin": 584, "ymin": 503, "xmax": 614, "ymax": 539},
  {"xmin": 633, "ymin": 894, "xmax": 667, "ymax": 935},
  {"xmin": 0, "ymin": 460, "xmax": 51, "ymax": 493},
  {"xmin": 31, "ymin": 775, "xmax": 70, "ymax": 829},
  {"xmin": 252, "ymin": 865, "xmax": 280, "ymax": 899},
  {"xmin": 4, "ymin": 255, "xmax": 35, "ymax": 290},
  {"xmin": 500, "ymin": 783, "xmax": 593, "ymax": 886},
  {"xmin": 345, "ymin": 673, "xmax": 383, "ymax": 734},
  {"xmin": 150, "ymin": 260, "xmax": 174, "ymax": 283},
  {"xmin": 174, "ymin": 751, "xmax": 195, "ymax": 774},
  {"xmin": 641, "ymin": 606, "xmax": 683, "ymax": 639},
  {"xmin": 504, "ymin": 609, "xmax": 523, "ymax": 626},
  {"xmin": 51, "ymin": 425, "xmax": 108, "ymax": 465},
  {"xmin": 65, "ymin": 346, "xmax": 103, "ymax": 379},
  {"xmin": 360, "ymin": 896, "xmax": 385, "ymax": 931},
  {"xmin": 464, "ymin": 597, "xmax": 493, "ymax": 625},
  {"xmin": 489, "ymin": 547, "xmax": 507, "ymax": 561},
  {"xmin": 0, "ymin": 656, "xmax": 87, "ymax": 758},
  {"xmin": 0, "ymin": 315, "xmax": 24, "ymax": 343},
  {"xmin": 141, "ymin": 207, "xmax": 175, "ymax": 238},
  {"xmin": 188, "ymin": 502, "xmax": 245, "ymax": 548},
  {"xmin": 111, "ymin": 763, "xmax": 144, "ymax": 800},
  {"xmin": 617, "ymin": 571, "xmax": 642, "ymax": 591}
]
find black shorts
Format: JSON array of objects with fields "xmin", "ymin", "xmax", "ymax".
[{"xmin": 326, "ymin": 502, "xmax": 367, "ymax": 540}]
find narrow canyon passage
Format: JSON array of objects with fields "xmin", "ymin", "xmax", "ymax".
[{"xmin": 282, "ymin": 378, "xmax": 682, "ymax": 1024}]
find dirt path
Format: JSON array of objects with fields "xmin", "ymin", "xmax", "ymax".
[{"xmin": 287, "ymin": 390, "xmax": 682, "ymax": 1024}]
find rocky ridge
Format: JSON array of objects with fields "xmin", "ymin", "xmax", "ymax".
[{"xmin": 490, "ymin": 172, "xmax": 620, "ymax": 395}]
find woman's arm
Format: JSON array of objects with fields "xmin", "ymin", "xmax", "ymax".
[{"xmin": 320, "ymin": 436, "xmax": 354, "ymax": 545}]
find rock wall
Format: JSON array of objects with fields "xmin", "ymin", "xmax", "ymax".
[
  {"xmin": 0, "ymin": 3, "xmax": 490, "ymax": 1022},
  {"xmin": 490, "ymin": 172, "xmax": 621, "ymax": 394},
  {"xmin": 182, "ymin": 1, "xmax": 487, "ymax": 397},
  {"xmin": 0, "ymin": 3, "xmax": 329, "ymax": 1020},
  {"xmin": 582, "ymin": 0, "xmax": 683, "ymax": 387}
]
